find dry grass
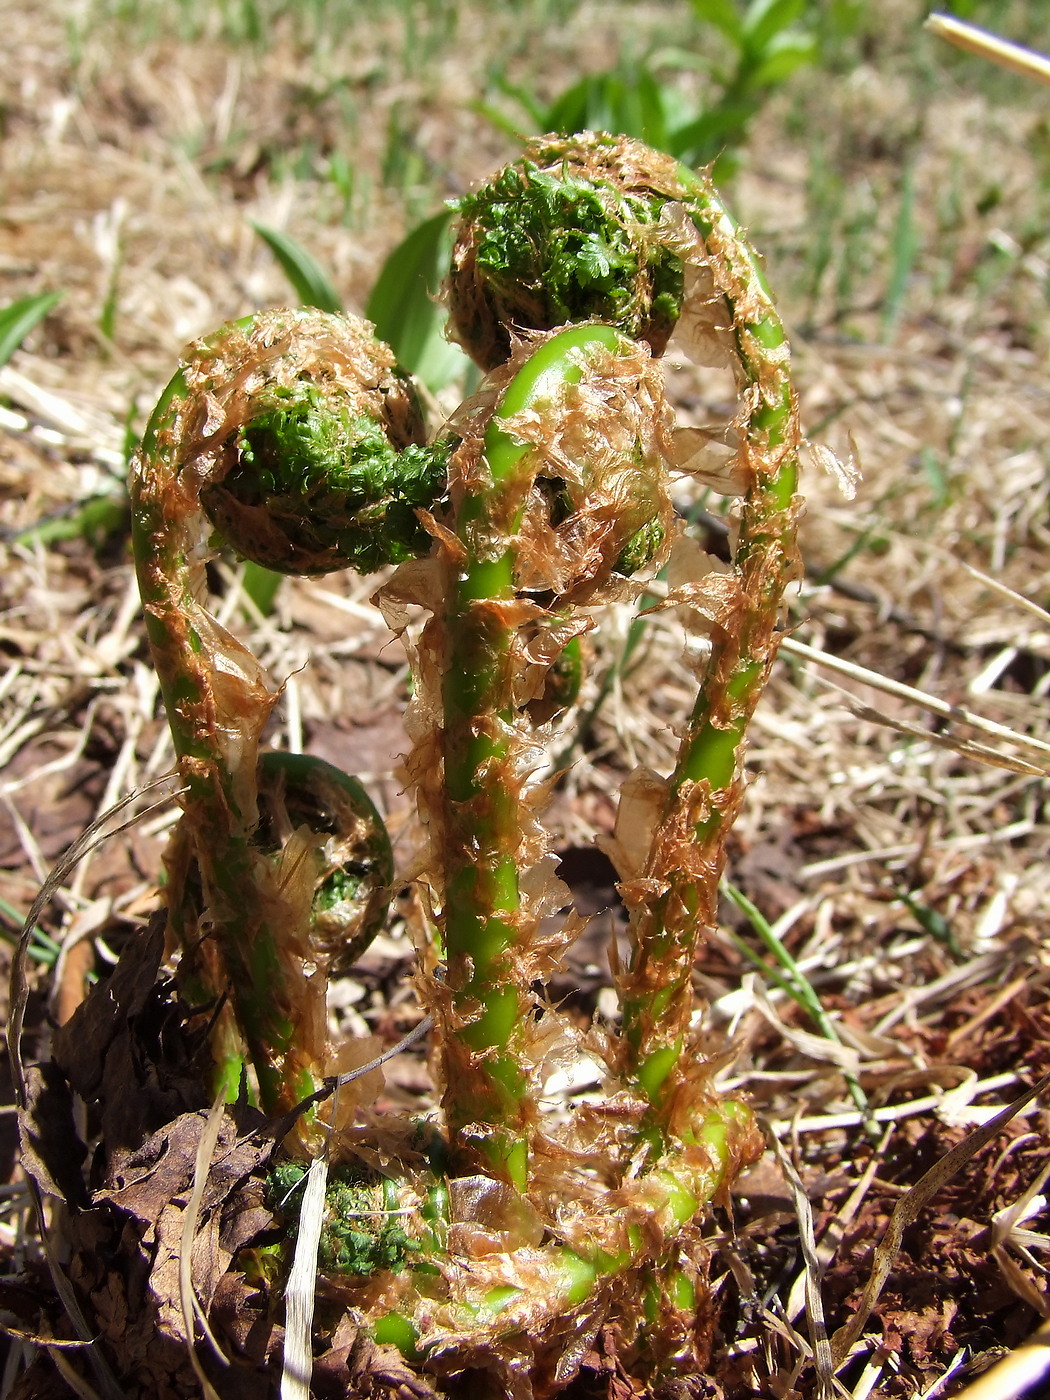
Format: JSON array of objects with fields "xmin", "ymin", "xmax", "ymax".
[{"xmin": 2, "ymin": 1, "xmax": 1049, "ymax": 1397}]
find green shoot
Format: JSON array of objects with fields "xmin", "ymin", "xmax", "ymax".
[
  {"xmin": 251, "ymin": 222, "xmax": 344, "ymax": 314},
  {"xmin": 899, "ymin": 890, "xmax": 965, "ymax": 958},
  {"xmin": 722, "ymin": 879, "xmax": 874, "ymax": 1124},
  {"xmin": 0, "ymin": 897, "xmax": 62, "ymax": 967},
  {"xmin": 0, "ymin": 292, "xmax": 63, "ymax": 370}
]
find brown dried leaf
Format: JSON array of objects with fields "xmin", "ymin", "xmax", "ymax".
[
  {"xmin": 831, "ymin": 1069, "xmax": 1050, "ymax": 1364},
  {"xmin": 51, "ymin": 911, "xmax": 166, "ymax": 1102},
  {"xmin": 19, "ymin": 1062, "xmax": 87, "ymax": 1206},
  {"xmin": 102, "ymin": 1107, "xmax": 270, "ymax": 1225}
]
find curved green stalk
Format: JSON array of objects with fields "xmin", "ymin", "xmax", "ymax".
[
  {"xmin": 370, "ymin": 1098, "xmax": 758, "ymax": 1358},
  {"xmin": 131, "ymin": 309, "xmax": 439, "ymax": 1115},
  {"xmin": 451, "ymin": 136, "xmax": 801, "ymax": 1142},
  {"xmin": 433, "ymin": 322, "xmax": 669, "ymax": 1186},
  {"xmin": 615, "ymin": 168, "xmax": 801, "ymax": 1132}
]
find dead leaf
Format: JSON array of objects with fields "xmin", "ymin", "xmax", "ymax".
[
  {"xmin": 18, "ymin": 1062, "xmax": 88, "ymax": 1207},
  {"xmin": 51, "ymin": 911, "xmax": 166, "ymax": 1101}
]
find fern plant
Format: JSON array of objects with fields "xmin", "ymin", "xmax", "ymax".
[{"xmin": 131, "ymin": 131, "xmax": 802, "ymax": 1393}]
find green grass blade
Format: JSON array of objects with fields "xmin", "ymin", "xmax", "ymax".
[
  {"xmin": 0, "ymin": 895, "xmax": 62, "ymax": 966},
  {"xmin": 11, "ymin": 493, "xmax": 129, "ymax": 548},
  {"xmin": 251, "ymin": 223, "xmax": 343, "ymax": 315},
  {"xmin": 722, "ymin": 879, "xmax": 874, "ymax": 1124},
  {"xmin": 669, "ymin": 100, "xmax": 759, "ymax": 166},
  {"xmin": 0, "ymin": 291, "xmax": 63, "ymax": 370},
  {"xmin": 881, "ymin": 161, "xmax": 920, "ymax": 340},
  {"xmin": 477, "ymin": 72, "xmax": 548, "ymax": 134},
  {"xmin": 722, "ymin": 880, "xmax": 832, "ymax": 1030},
  {"xmin": 722, "ymin": 925, "xmax": 801, "ymax": 1003},
  {"xmin": 814, "ymin": 524, "xmax": 875, "ymax": 585}
]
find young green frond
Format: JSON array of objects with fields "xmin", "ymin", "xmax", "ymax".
[
  {"xmin": 255, "ymin": 752, "xmax": 394, "ymax": 972},
  {"xmin": 205, "ymin": 385, "xmax": 454, "ymax": 574},
  {"xmin": 449, "ymin": 132, "xmax": 690, "ymax": 368},
  {"xmin": 143, "ymin": 309, "xmax": 451, "ymax": 575}
]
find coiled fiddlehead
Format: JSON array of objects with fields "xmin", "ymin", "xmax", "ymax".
[
  {"xmin": 449, "ymin": 132, "xmax": 689, "ymax": 369},
  {"xmin": 131, "ymin": 309, "xmax": 442, "ymax": 1113},
  {"xmin": 450, "ymin": 132, "xmax": 801, "ymax": 1143}
]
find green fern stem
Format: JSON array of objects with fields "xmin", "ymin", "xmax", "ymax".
[
  {"xmin": 617, "ymin": 173, "xmax": 802, "ymax": 1132},
  {"xmin": 364, "ymin": 1096, "xmax": 758, "ymax": 1357},
  {"xmin": 437, "ymin": 323, "xmax": 628, "ymax": 1187}
]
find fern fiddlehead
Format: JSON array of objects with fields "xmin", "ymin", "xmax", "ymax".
[{"xmin": 131, "ymin": 309, "xmax": 439, "ymax": 1113}]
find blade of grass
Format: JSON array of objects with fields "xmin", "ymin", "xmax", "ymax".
[
  {"xmin": 899, "ymin": 891, "xmax": 964, "ymax": 959},
  {"xmin": 251, "ymin": 223, "xmax": 343, "ymax": 314},
  {"xmin": 10, "ymin": 494, "xmax": 129, "ymax": 549},
  {"xmin": 722, "ymin": 880, "xmax": 874, "ymax": 1127},
  {"xmin": 881, "ymin": 160, "xmax": 919, "ymax": 340},
  {"xmin": 0, "ymin": 292, "xmax": 63, "ymax": 369},
  {"xmin": 0, "ymin": 896, "xmax": 62, "ymax": 966}
]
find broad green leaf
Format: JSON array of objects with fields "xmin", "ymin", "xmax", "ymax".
[
  {"xmin": 645, "ymin": 45, "xmax": 712, "ymax": 75},
  {"xmin": 0, "ymin": 291, "xmax": 63, "ymax": 370},
  {"xmin": 251, "ymin": 222, "xmax": 343, "ymax": 315},
  {"xmin": 741, "ymin": 0, "xmax": 807, "ymax": 54},
  {"xmin": 366, "ymin": 209, "xmax": 468, "ymax": 393},
  {"xmin": 748, "ymin": 32, "xmax": 818, "ymax": 86},
  {"xmin": 618, "ymin": 66, "xmax": 673, "ymax": 151},
  {"xmin": 688, "ymin": 0, "xmax": 744, "ymax": 42}
]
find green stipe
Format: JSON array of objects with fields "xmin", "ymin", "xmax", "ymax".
[
  {"xmin": 440, "ymin": 323, "xmax": 640, "ymax": 1183},
  {"xmin": 614, "ymin": 164, "xmax": 801, "ymax": 1147},
  {"xmin": 637, "ymin": 1045, "xmax": 680, "ymax": 1103},
  {"xmin": 373, "ymin": 1312, "xmax": 420, "ymax": 1357}
]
